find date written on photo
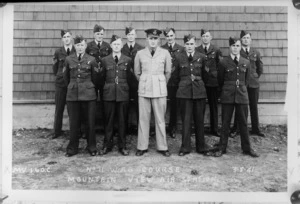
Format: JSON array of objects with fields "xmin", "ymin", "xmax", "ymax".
[
  {"xmin": 232, "ymin": 166, "xmax": 255, "ymax": 173},
  {"xmin": 12, "ymin": 167, "xmax": 51, "ymax": 174}
]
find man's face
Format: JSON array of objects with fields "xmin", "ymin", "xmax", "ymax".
[
  {"xmin": 201, "ymin": 32, "xmax": 212, "ymax": 45},
  {"xmin": 241, "ymin": 34, "xmax": 252, "ymax": 47},
  {"xmin": 230, "ymin": 40, "xmax": 242, "ymax": 56},
  {"xmin": 94, "ymin": 30, "xmax": 104, "ymax": 42},
  {"xmin": 111, "ymin": 38, "xmax": 123, "ymax": 53},
  {"xmin": 75, "ymin": 40, "xmax": 87, "ymax": 54},
  {"xmin": 62, "ymin": 32, "xmax": 72, "ymax": 46},
  {"xmin": 166, "ymin": 30, "xmax": 176, "ymax": 44},
  {"xmin": 184, "ymin": 38, "xmax": 196, "ymax": 53},
  {"xmin": 127, "ymin": 30, "xmax": 137, "ymax": 42},
  {"xmin": 146, "ymin": 35, "xmax": 159, "ymax": 49}
]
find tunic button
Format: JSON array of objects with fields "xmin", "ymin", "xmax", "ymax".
[
  {"xmin": 237, "ymin": 73, "xmax": 239, "ymax": 75},
  {"xmin": 190, "ymin": 64, "xmax": 192, "ymax": 66},
  {"xmin": 78, "ymin": 64, "xmax": 80, "ymax": 65},
  {"xmin": 116, "ymin": 70, "xmax": 118, "ymax": 72},
  {"xmin": 78, "ymin": 69, "xmax": 80, "ymax": 71},
  {"xmin": 78, "ymin": 75, "xmax": 80, "ymax": 77}
]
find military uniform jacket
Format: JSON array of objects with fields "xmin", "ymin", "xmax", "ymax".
[
  {"xmin": 134, "ymin": 47, "xmax": 172, "ymax": 98},
  {"xmin": 240, "ymin": 47, "xmax": 263, "ymax": 88},
  {"xmin": 52, "ymin": 46, "xmax": 75, "ymax": 87},
  {"xmin": 196, "ymin": 44, "xmax": 222, "ymax": 87},
  {"xmin": 173, "ymin": 50, "xmax": 208, "ymax": 99},
  {"xmin": 63, "ymin": 53, "xmax": 99, "ymax": 101},
  {"xmin": 121, "ymin": 43, "xmax": 144, "ymax": 89},
  {"xmin": 161, "ymin": 42, "xmax": 184, "ymax": 87},
  {"xmin": 218, "ymin": 56, "xmax": 250, "ymax": 104},
  {"xmin": 101, "ymin": 54, "xmax": 132, "ymax": 102}
]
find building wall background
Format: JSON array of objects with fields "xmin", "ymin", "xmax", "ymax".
[{"xmin": 12, "ymin": 4, "xmax": 287, "ymax": 102}]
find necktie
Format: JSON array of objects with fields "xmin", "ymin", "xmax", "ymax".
[
  {"xmin": 97, "ymin": 42, "xmax": 100, "ymax": 49},
  {"xmin": 246, "ymin": 48, "xmax": 249, "ymax": 55},
  {"xmin": 188, "ymin": 54, "xmax": 193, "ymax": 62},
  {"xmin": 151, "ymin": 49, "xmax": 155, "ymax": 56},
  {"xmin": 234, "ymin": 56, "xmax": 238, "ymax": 65},
  {"xmin": 67, "ymin": 48, "xmax": 70, "ymax": 56},
  {"xmin": 129, "ymin": 45, "xmax": 133, "ymax": 52},
  {"xmin": 114, "ymin": 55, "xmax": 118, "ymax": 64},
  {"xmin": 168, "ymin": 44, "xmax": 172, "ymax": 51},
  {"xmin": 204, "ymin": 46, "xmax": 208, "ymax": 54},
  {"xmin": 78, "ymin": 54, "xmax": 82, "ymax": 61}
]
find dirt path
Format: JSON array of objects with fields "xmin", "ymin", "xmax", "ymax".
[{"xmin": 12, "ymin": 125, "xmax": 287, "ymax": 191}]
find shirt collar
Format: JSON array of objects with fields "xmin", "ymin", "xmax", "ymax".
[
  {"xmin": 95, "ymin": 40, "xmax": 102, "ymax": 45},
  {"xmin": 77, "ymin": 53, "xmax": 84, "ymax": 58},
  {"xmin": 187, "ymin": 51, "xmax": 195, "ymax": 57},
  {"xmin": 127, "ymin": 42, "xmax": 135, "ymax": 47},
  {"xmin": 64, "ymin": 45, "xmax": 72, "ymax": 51},
  {"xmin": 230, "ymin": 54, "xmax": 240, "ymax": 61},
  {"xmin": 203, "ymin": 43, "xmax": 210, "ymax": 50},
  {"xmin": 243, "ymin": 46, "xmax": 250, "ymax": 52},
  {"xmin": 113, "ymin": 52, "xmax": 121, "ymax": 59},
  {"xmin": 168, "ymin": 42, "xmax": 175, "ymax": 48}
]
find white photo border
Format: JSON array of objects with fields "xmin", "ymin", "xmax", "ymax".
[{"xmin": 1, "ymin": 0, "xmax": 299, "ymax": 202}]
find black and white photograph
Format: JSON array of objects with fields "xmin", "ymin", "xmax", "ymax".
[{"xmin": 0, "ymin": 0, "xmax": 299, "ymax": 203}]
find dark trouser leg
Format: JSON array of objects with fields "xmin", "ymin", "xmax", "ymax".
[
  {"xmin": 179, "ymin": 99, "xmax": 192, "ymax": 153},
  {"xmin": 206, "ymin": 86, "xmax": 218, "ymax": 133},
  {"xmin": 193, "ymin": 99, "xmax": 206, "ymax": 152},
  {"xmin": 232, "ymin": 109, "xmax": 238, "ymax": 132},
  {"xmin": 248, "ymin": 87, "xmax": 260, "ymax": 133},
  {"xmin": 117, "ymin": 101, "xmax": 129, "ymax": 149},
  {"xmin": 103, "ymin": 101, "xmax": 115, "ymax": 149},
  {"xmin": 54, "ymin": 86, "xmax": 67, "ymax": 134},
  {"xmin": 83, "ymin": 100, "xmax": 96, "ymax": 152},
  {"xmin": 235, "ymin": 104, "xmax": 251, "ymax": 152},
  {"xmin": 66, "ymin": 101, "xmax": 80, "ymax": 154},
  {"xmin": 219, "ymin": 104, "xmax": 235, "ymax": 151},
  {"xmin": 167, "ymin": 86, "xmax": 178, "ymax": 131}
]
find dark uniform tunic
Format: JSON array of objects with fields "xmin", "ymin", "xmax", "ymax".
[
  {"xmin": 101, "ymin": 54, "xmax": 132, "ymax": 150},
  {"xmin": 63, "ymin": 53, "xmax": 99, "ymax": 155},
  {"xmin": 161, "ymin": 42, "xmax": 184, "ymax": 134},
  {"xmin": 52, "ymin": 46, "xmax": 75, "ymax": 135},
  {"xmin": 196, "ymin": 44, "xmax": 222, "ymax": 134},
  {"xmin": 121, "ymin": 42, "xmax": 144, "ymax": 129},
  {"xmin": 217, "ymin": 55, "xmax": 252, "ymax": 152},
  {"xmin": 173, "ymin": 50, "xmax": 208, "ymax": 153}
]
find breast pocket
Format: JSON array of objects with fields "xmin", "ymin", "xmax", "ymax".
[{"xmin": 158, "ymin": 75, "xmax": 167, "ymax": 95}]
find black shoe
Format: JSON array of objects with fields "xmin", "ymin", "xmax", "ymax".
[
  {"xmin": 99, "ymin": 147, "xmax": 112, "ymax": 155},
  {"xmin": 250, "ymin": 131, "xmax": 265, "ymax": 137},
  {"xmin": 119, "ymin": 148, "xmax": 129, "ymax": 156},
  {"xmin": 88, "ymin": 150, "xmax": 97, "ymax": 156},
  {"xmin": 136, "ymin": 149, "xmax": 148, "ymax": 156},
  {"xmin": 65, "ymin": 152, "xmax": 77, "ymax": 157},
  {"xmin": 213, "ymin": 149, "xmax": 226, "ymax": 157},
  {"xmin": 178, "ymin": 151, "xmax": 189, "ymax": 156},
  {"xmin": 158, "ymin": 150, "xmax": 171, "ymax": 157},
  {"xmin": 243, "ymin": 149, "xmax": 259, "ymax": 157}
]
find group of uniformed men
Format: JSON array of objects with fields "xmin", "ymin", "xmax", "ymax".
[{"xmin": 51, "ymin": 24, "xmax": 264, "ymax": 158}]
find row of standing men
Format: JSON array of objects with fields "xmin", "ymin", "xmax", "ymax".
[{"xmin": 51, "ymin": 24, "xmax": 264, "ymax": 158}]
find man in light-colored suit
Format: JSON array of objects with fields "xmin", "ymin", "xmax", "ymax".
[{"xmin": 134, "ymin": 28, "xmax": 172, "ymax": 157}]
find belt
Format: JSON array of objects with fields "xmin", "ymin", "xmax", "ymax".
[
  {"xmin": 181, "ymin": 75, "xmax": 202, "ymax": 82},
  {"xmin": 106, "ymin": 77, "xmax": 127, "ymax": 84},
  {"xmin": 224, "ymin": 80, "xmax": 245, "ymax": 87}
]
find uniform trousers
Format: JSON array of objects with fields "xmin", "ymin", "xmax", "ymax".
[
  {"xmin": 129, "ymin": 88, "xmax": 139, "ymax": 129},
  {"xmin": 167, "ymin": 85, "xmax": 178, "ymax": 131},
  {"xmin": 54, "ymin": 85, "xmax": 67, "ymax": 135},
  {"xmin": 232, "ymin": 87, "xmax": 260, "ymax": 133},
  {"xmin": 66, "ymin": 100, "xmax": 97, "ymax": 154},
  {"xmin": 219, "ymin": 104, "xmax": 251, "ymax": 152},
  {"xmin": 179, "ymin": 98, "xmax": 206, "ymax": 153},
  {"xmin": 137, "ymin": 96, "xmax": 168, "ymax": 151},
  {"xmin": 205, "ymin": 86, "xmax": 219, "ymax": 133},
  {"xmin": 247, "ymin": 87, "xmax": 260, "ymax": 133},
  {"xmin": 103, "ymin": 101, "xmax": 129, "ymax": 149}
]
